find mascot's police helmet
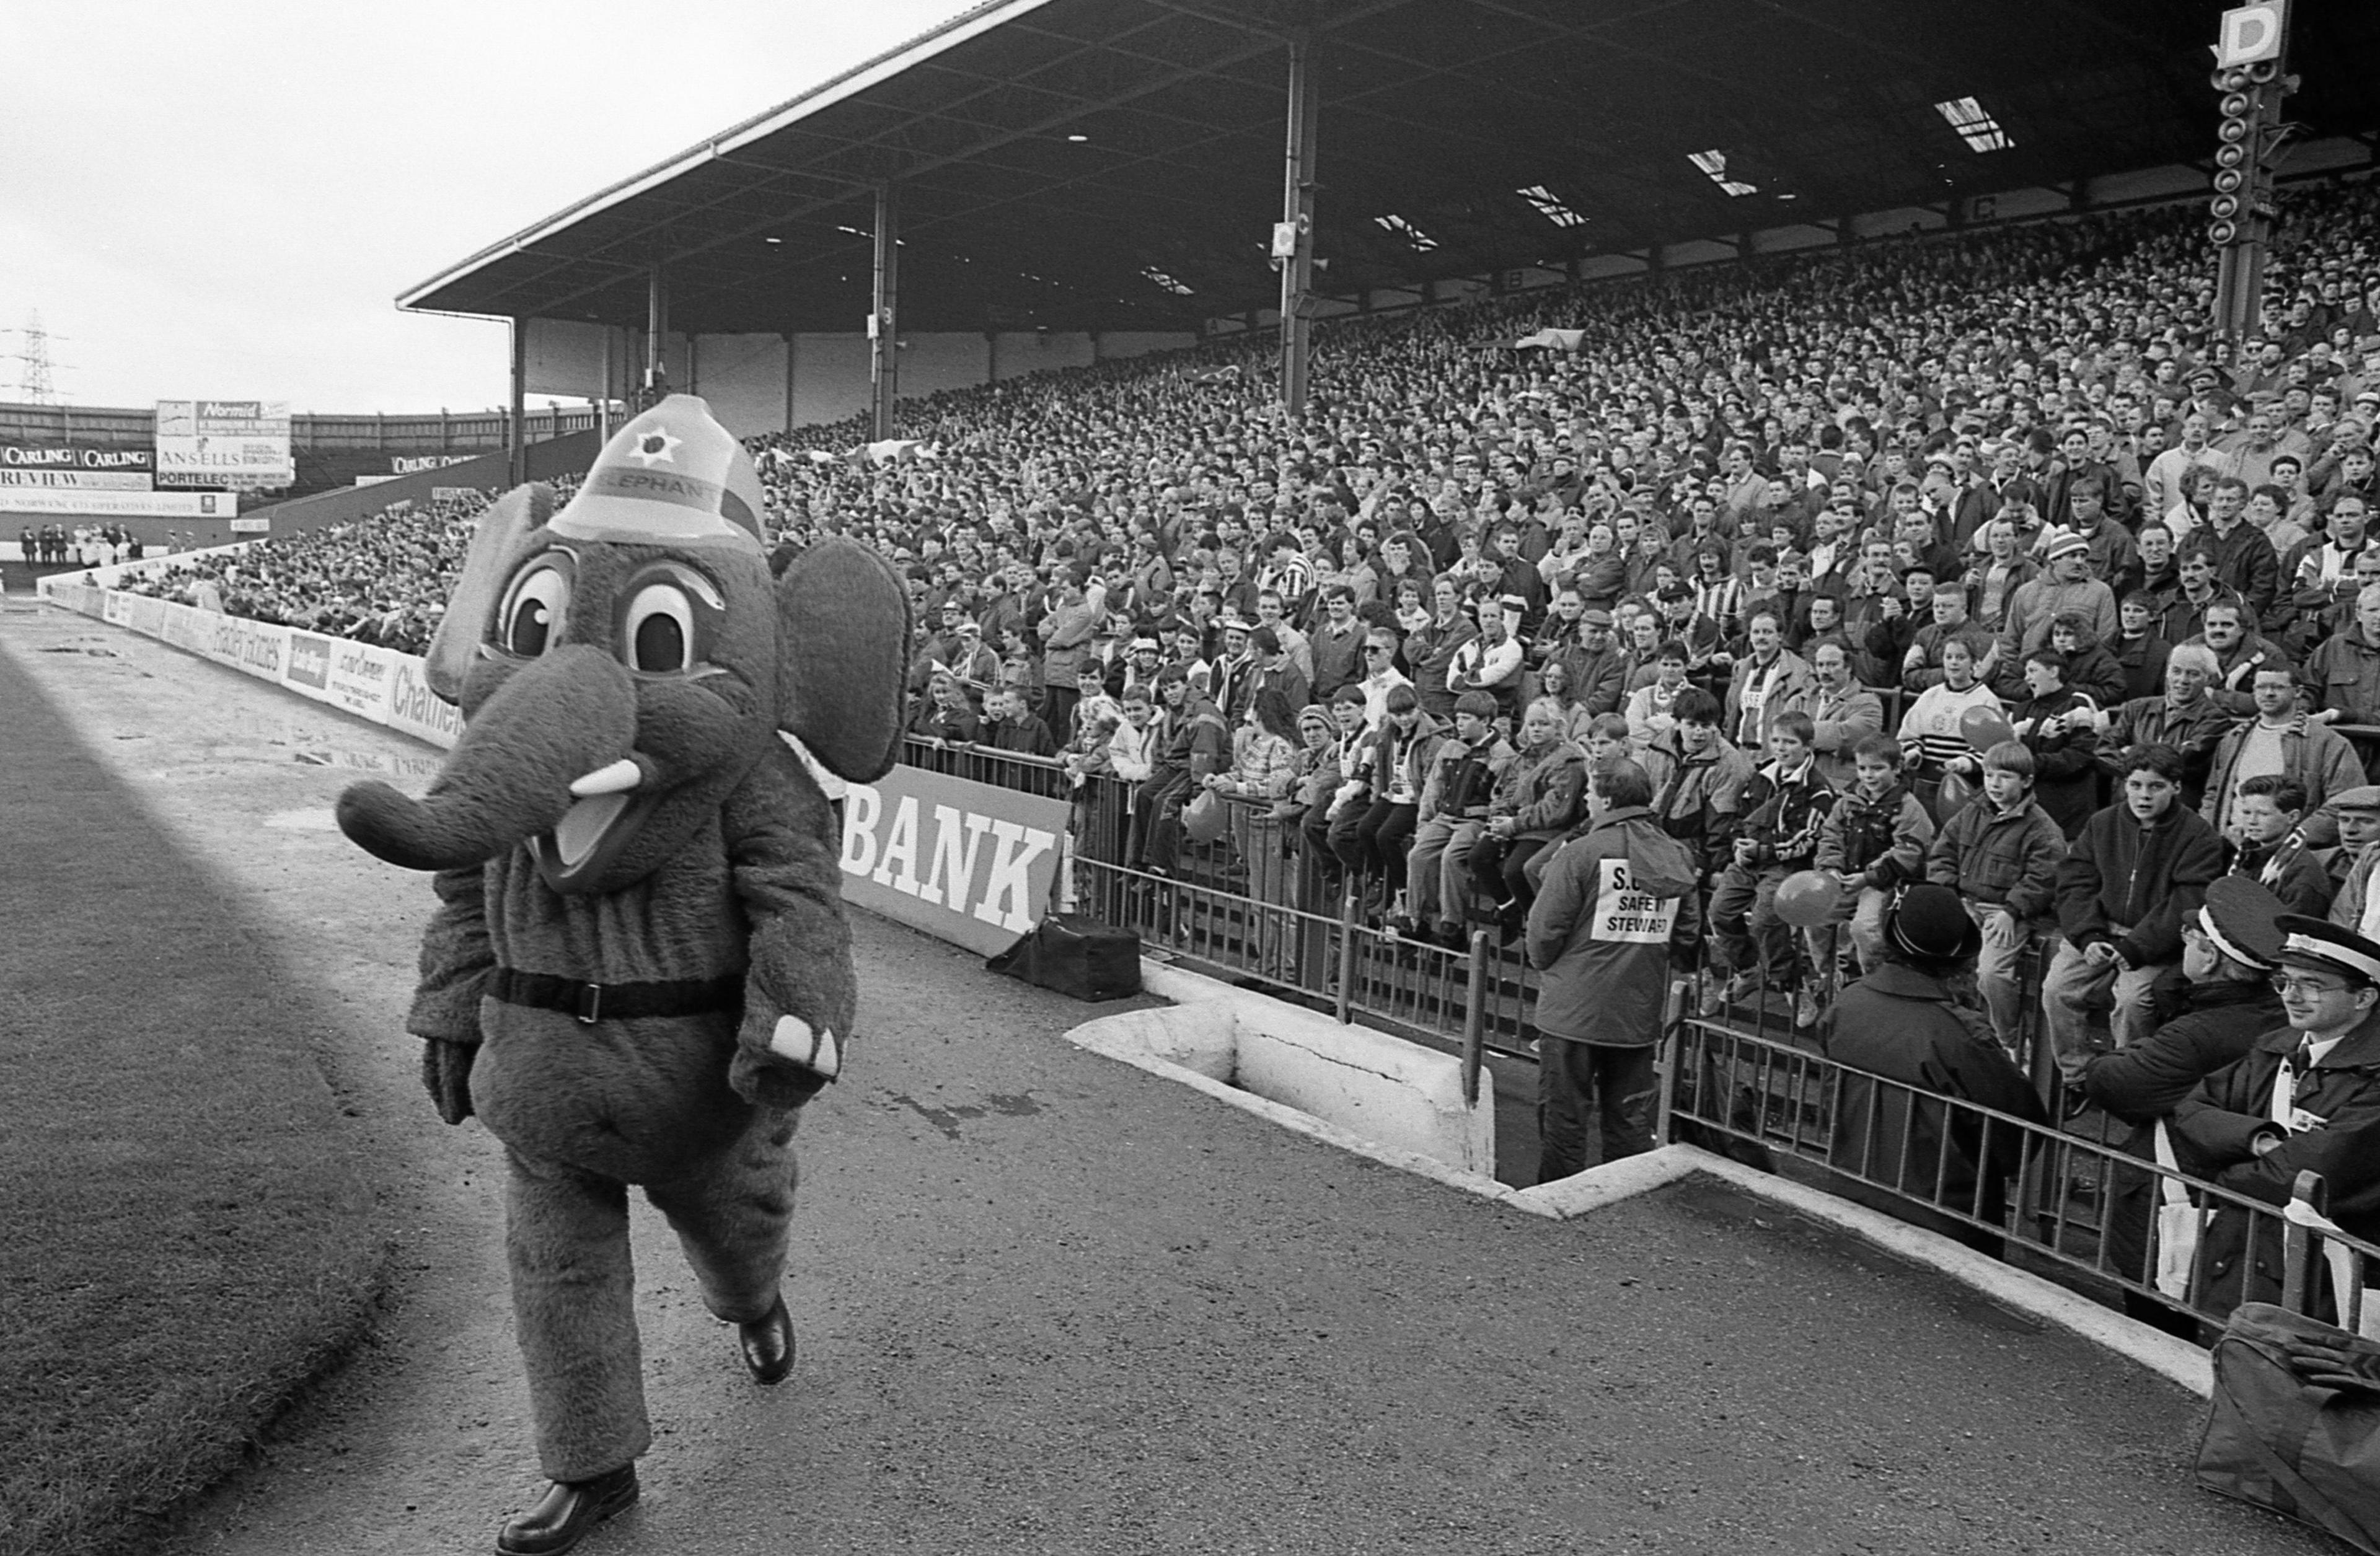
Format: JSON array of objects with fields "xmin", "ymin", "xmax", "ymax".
[{"xmin": 547, "ymin": 395, "xmax": 767, "ymax": 555}]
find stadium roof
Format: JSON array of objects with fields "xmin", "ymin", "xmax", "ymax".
[{"xmin": 400, "ymin": 0, "xmax": 2380, "ymax": 337}]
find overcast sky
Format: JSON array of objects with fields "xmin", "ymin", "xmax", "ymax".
[{"xmin": 6, "ymin": 0, "xmax": 969, "ymax": 415}]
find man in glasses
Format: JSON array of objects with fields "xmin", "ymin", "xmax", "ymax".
[{"xmin": 2174, "ymin": 914, "xmax": 2380, "ymax": 1322}]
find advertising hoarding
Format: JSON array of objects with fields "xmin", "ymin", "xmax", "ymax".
[
  {"xmin": 0, "ymin": 488, "xmax": 237, "ymax": 518},
  {"xmin": 156, "ymin": 398, "xmax": 295, "ymax": 488}
]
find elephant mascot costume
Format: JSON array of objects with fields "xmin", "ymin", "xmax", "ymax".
[{"xmin": 337, "ymin": 396, "xmax": 908, "ymax": 1555}]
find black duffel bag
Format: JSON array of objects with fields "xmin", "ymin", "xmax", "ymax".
[{"xmin": 986, "ymin": 913, "xmax": 1142, "ymax": 1002}]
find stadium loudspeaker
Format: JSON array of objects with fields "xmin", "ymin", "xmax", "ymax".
[
  {"xmin": 2218, "ymin": 115, "xmax": 2253, "ymax": 144},
  {"xmin": 2217, "ymin": 142, "xmax": 2250, "ymax": 169},
  {"xmin": 2210, "ymin": 219, "xmax": 2241, "ymax": 247},
  {"xmin": 2211, "ymin": 193, "xmax": 2242, "ymax": 222},
  {"xmin": 2213, "ymin": 168, "xmax": 2246, "ymax": 195}
]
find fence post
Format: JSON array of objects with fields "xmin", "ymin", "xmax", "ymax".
[
  {"xmin": 2284, "ymin": 1169, "xmax": 2327, "ymax": 1315},
  {"xmin": 1334, "ymin": 884, "xmax": 1359, "ymax": 1024},
  {"xmin": 1654, "ymin": 975, "xmax": 1686, "ymax": 1144},
  {"xmin": 1461, "ymin": 929, "xmax": 1489, "ymax": 1107}
]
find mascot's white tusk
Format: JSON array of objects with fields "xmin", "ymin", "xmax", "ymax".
[
  {"xmin": 769, "ymin": 1015, "xmax": 840, "ymax": 1078},
  {"xmin": 568, "ymin": 758, "xmax": 642, "ymax": 797}
]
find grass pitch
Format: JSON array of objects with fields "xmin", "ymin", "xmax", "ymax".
[{"xmin": 0, "ymin": 648, "xmax": 387, "ymax": 1556}]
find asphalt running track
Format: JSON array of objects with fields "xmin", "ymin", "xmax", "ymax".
[{"xmin": 1, "ymin": 602, "xmax": 2332, "ymax": 1556}]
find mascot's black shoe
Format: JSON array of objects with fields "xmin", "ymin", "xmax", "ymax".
[
  {"xmin": 495, "ymin": 1465, "xmax": 638, "ymax": 1556},
  {"xmin": 739, "ymin": 1293, "xmax": 795, "ymax": 1384}
]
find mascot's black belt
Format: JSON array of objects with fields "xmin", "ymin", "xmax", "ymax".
[{"xmin": 489, "ymin": 968, "xmax": 746, "ymax": 1026}]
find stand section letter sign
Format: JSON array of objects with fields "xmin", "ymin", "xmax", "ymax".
[{"xmin": 838, "ymin": 767, "xmax": 1071, "ymax": 957}]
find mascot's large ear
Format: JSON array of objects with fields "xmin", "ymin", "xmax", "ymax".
[
  {"xmin": 424, "ymin": 483, "xmax": 552, "ymax": 703},
  {"xmin": 777, "ymin": 537, "xmax": 910, "ymax": 782}
]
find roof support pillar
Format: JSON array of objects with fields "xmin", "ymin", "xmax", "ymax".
[
  {"xmin": 645, "ymin": 265, "xmax": 671, "ymax": 407},
  {"xmin": 506, "ymin": 317, "xmax": 527, "ymax": 488},
  {"xmin": 1277, "ymin": 27, "xmax": 1319, "ymax": 417},
  {"xmin": 783, "ymin": 332, "xmax": 797, "ymax": 434},
  {"xmin": 872, "ymin": 182, "xmax": 901, "ymax": 441}
]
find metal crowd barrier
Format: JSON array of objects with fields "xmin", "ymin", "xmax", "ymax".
[{"xmin": 1667, "ymin": 1019, "xmax": 2380, "ymax": 1335}]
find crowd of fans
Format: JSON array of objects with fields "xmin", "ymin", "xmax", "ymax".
[
  {"xmin": 114, "ymin": 482, "xmax": 576, "ymax": 654},
  {"xmin": 92, "ymin": 170, "xmax": 2380, "ymax": 1309}
]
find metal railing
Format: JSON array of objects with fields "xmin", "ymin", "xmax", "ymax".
[{"xmin": 1667, "ymin": 1018, "xmax": 2380, "ymax": 1334}]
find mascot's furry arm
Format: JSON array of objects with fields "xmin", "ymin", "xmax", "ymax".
[
  {"xmin": 726, "ymin": 749, "xmax": 856, "ymax": 1109},
  {"xmin": 408, "ymin": 865, "xmax": 493, "ymax": 1123}
]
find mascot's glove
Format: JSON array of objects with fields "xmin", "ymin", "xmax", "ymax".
[
  {"xmin": 421, "ymin": 1037, "xmax": 477, "ymax": 1126},
  {"xmin": 730, "ymin": 1015, "xmax": 839, "ymax": 1110},
  {"xmin": 2283, "ymin": 1337, "xmax": 2380, "ymax": 1396}
]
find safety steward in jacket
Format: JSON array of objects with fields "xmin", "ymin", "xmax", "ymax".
[
  {"xmin": 1524, "ymin": 758, "xmax": 1701, "ymax": 1182},
  {"xmin": 2175, "ymin": 915, "xmax": 2380, "ymax": 1322}
]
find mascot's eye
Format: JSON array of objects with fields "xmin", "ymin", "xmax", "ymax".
[
  {"xmin": 501, "ymin": 566, "xmax": 571, "ymax": 657},
  {"xmin": 625, "ymin": 582, "xmax": 696, "ymax": 673}
]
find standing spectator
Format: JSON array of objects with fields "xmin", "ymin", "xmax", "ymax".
[
  {"xmin": 1646, "ymin": 687, "xmax": 1756, "ymax": 889},
  {"xmin": 1926, "ymin": 741, "xmax": 2068, "ymax": 1055},
  {"xmin": 1897, "ymin": 637, "xmax": 2003, "ymax": 815},
  {"xmin": 2199, "ymin": 475, "xmax": 2280, "ymax": 623},
  {"xmin": 2300, "ymin": 581, "xmax": 2380, "ymax": 727},
  {"xmin": 1820, "ymin": 883, "xmax": 2048, "ymax": 1256},
  {"xmin": 1995, "ymin": 531, "xmax": 2117, "ymax": 688},
  {"xmin": 1525, "ymin": 758, "xmax": 1702, "ymax": 1180},
  {"xmin": 1307, "ymin": 584, "xmax": 1367, "ymax": 701},
  {"xmin": 2327, "ymin": 787, "xmax": 2380, "ymax": 939},
  {"xmin": 1722, "ymin": 608, "xmax": 1814, "ymax": 754},
  {"xmin": 2096, "ymin": 643, "xmax": 2239, "ymax": 814},
  {"xmin": 2006, "ymin": 648, "xmax": 2103, "ymax": 838},
  {"xmin": 1804, "ymin": 637, "xmax": 1883, "ymax": 790},
  {"xmin": 1205, "ymin": 688, "xmax": 1303, "ymax": 802},
  {"xmin": 979, "ymin": 685, "xmax": 1058, "ymax": 758},
  {"xmin": 1445, "ymin": 597, "xmax": 1526, "ymax": 720},
  {"xmin": 2202, "ymin": 665, "xmax": 2365, "ymax": 846},
  {"xmin": 2043, "ymin": 745, "xmax": 2225, "ymax": 1088},
  {"xmin": 2174, "ymin": 916, "xmax": 2380, "ymax": 1322}
]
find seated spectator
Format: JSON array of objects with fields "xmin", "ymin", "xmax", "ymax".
[
  {"xmin": 1706, "ymin": 709, "xmax": 1836, "ymax": 1027},
  {"xmin": 1399, "ymin": 690, "xmax": 1511, "ymax": 947},
  {"xmin": 2044, "ymin": 744, "xmax": 2225, "ymax": 1091},
  {"xmin": 1132, "ymin": 669, "xmax": 1229, "ymax": 877},
  {"xmin": 1818, "ymin": 883, "xmax": 2048, "ymax": 1257},
  {"xmin": 2048, "ymin": 612, "xmax": 2128, "ymax": 711},
  {"xmin": 2300, "ymin": 581, "xmax": 2380, "ymax": 728},
  {"xmin": 2229, "ymin": 775, "xmax": 2337, "ymax": 917},
  {"xmin": 1469, "ymin": 697, "xmax": 1587, "ymax": 940},
  {"xmin": 1927, "ymin": 740, "xmax": 2067, "ymax": 1055},
  {"xmin": 1331, "ymin": 683, "xmax": 1438, "ymax": 917},
  {"xmin": 1810, "ymin": 734, "xmax": 1935, "ymax": 978}
]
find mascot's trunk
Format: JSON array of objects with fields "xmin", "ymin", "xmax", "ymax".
[{"xmin": 337, "ymin": 646, "xmax": 640, "ymax": 872}]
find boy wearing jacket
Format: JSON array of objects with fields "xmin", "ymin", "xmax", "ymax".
[
  {"xmin": 1811, "ymin": 734, "xmax": 1935, "ymax": 977},
  {"xmin": 1926, "ymin": 741, "xmax": 2068, "ymax": 1053},
  {"xmin": 2044, "ymin": 743, "xmax": 2226, "ymax": 1087},
  {"xmin": 1706, "ymin": 709, "xmax": 1836, "ymax": 1025},
  {"xmin": 1525, "ymin": 758, "xmax": 1703, "ymax": 1180},
  {"xmin": 2007, "ymin": 647, "xmax": 2102, "ymax": 838},
  {"xmin": 1401, "ymin": 691, "xmax": 1514, "ymax": 947}
]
